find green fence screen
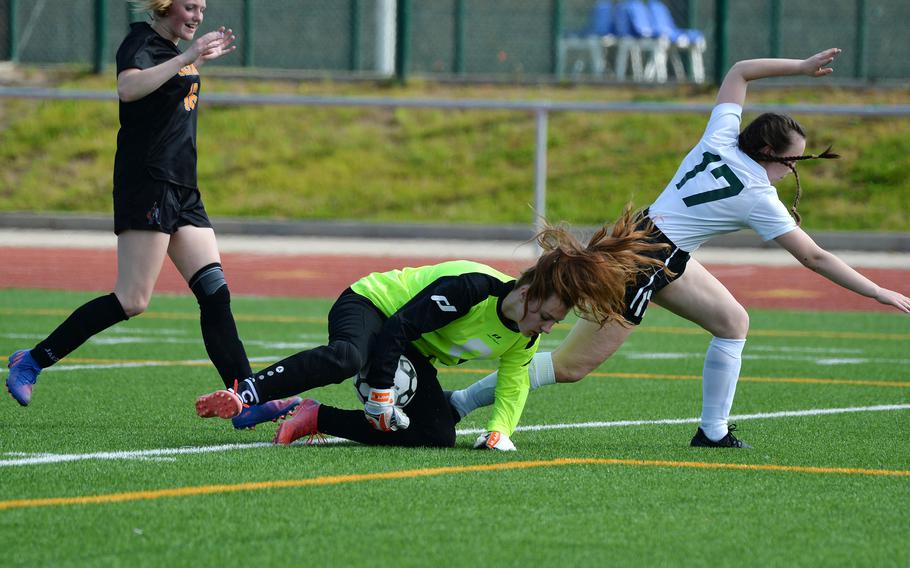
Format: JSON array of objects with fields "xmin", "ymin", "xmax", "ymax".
[{"xmin": 0, "ymin": 0, "xmax": 906, "ymax": 83}]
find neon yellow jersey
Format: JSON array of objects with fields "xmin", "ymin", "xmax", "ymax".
[{"xmin": 351, "ymin": 260, "xmax": 538, "ymax": 434}]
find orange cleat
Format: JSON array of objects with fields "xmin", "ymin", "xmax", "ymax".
[
  {"xmin": 273, "ymin": 398, "xmax": 322, "ymax": 445},
  {"xmin": 195, "ymin": 389, "xmax": 243, "ymax": 419}
]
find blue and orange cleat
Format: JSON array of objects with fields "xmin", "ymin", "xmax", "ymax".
[
  {"xmin": 273, "ymin": 399, "xmax": 322, "ymax": 445},
  {"xmin": 232, "ymin": 397, "xmax": 302, "ymax": 430},
  {"xmin": 7, "ymin": 349, "xmax": 42, "ymax": 406}
]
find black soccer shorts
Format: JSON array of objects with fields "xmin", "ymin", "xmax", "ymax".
[
  {"xmin": 113, "ymin": 177, "xmax": 213, "ymax": 235},
  {"xmin": 622, "ymin": 216, "xmax": 691, "ymax": 325}
]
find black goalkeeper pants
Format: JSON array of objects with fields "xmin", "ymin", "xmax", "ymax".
[
  {"xmin": 317, "ymin": 345, "xmax": 457, "ymax": 448},
  {"xmin": 249, "ymin": 288, "xmax": 456, "ymax": 447}
]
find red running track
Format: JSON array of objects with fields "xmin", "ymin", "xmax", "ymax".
[{"xmin": 1, "ymin": 246, "xmax": 908, "ymax": 313}]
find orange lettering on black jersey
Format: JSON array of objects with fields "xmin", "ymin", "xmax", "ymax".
[
  {"xmin": 183, "ymin": 83, "xmax": 199, "ymax": 111},
  {"xmin": 178, "ymin": 64, "xmax": 199, "ymax": 76}
]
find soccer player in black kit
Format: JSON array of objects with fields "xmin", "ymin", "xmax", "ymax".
[{"xmin": 6, "ymin": 0, "xmax": 300, "ymax": 429}]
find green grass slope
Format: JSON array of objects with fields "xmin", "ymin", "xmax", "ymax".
[{"xmin": 2, "ymin": 69, "xmax": 909, "ymax": 230}]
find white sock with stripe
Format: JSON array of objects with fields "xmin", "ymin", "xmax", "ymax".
[
  {"xmin": 700, "ymin": 336, "xmax": 746, "ymax": 441},
  {"xmin": 448, "ymin": 352, "xmax": 555, "ymax": 419}
]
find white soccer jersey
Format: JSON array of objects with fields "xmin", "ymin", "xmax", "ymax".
[{"xmin": 648, "ymin": 103, "xmax": 797, "ymax": 252}]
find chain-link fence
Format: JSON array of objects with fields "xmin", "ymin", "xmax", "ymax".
[
  {"xmin": 0, "ymin": 0, "xmax": 908, "ymax": 83},
  {"xmin": 689, "ymin": 0, "xmax": 909, "ymax": 83}
]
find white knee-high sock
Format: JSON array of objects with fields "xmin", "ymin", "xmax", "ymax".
[
  {"xmin": 700, "ymin": 337, "xmax": 746, "ymax": 441},
  {"xmin": 449, "ymin": 352, "xmax": 555, "ymax": 418}
]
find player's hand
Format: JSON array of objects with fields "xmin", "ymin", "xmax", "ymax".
[
  {"xmin": 473, "ymin": 431, "xmax": 516, "ymax": 451},
  {"xmin": 184, "ymin": 27, "xmax": 236, "ymax": 65},
  {"xmin": 363, "ymin": 388, "xmax": 410, "ymax": 431},
  {"xmin": 801, "ymin": 48, "xmax": 841, "ymax": 77},
  {"xmin": 875, "ymin": 287, "xmax": 910, "ymax": 314}
]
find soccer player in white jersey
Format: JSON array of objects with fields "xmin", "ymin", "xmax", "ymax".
[{"xmin": 448, "ymin": 47, "xmax": 910, "ymax": 448}]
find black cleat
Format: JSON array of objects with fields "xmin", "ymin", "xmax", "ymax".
[{"xmin": 690, "ymin": 424, "xmax": 752, "ymax": 448}]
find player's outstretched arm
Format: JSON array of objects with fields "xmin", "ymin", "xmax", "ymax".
[
  {"xmin": 775, "ymin": 228, "xmax": 910, "ymax": 314},
  {"xmin": 716, "ymin": 47, "xmax": 841, "ymax": 107},
  {"xmin": 117, "ymin": 29, "xmax": 230, "ymax": 102}
]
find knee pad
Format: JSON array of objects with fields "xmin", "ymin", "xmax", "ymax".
[{"xmin": 190, "ymin": 263, "xmax": 229, "ymax": 305}]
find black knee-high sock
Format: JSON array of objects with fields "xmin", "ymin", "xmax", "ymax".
[
  {"xmin": 190, "ymin": 263, "xmax": 252, "ymax": 390},
  {"xmin": 31, "ymin": 293, "xmax": 128, "ymax": 368},
  {"xmin": 236, "ymin": 341, "xmax": 364, "ymax": 404},
  {"xmin": 317, "ymin": 406, "xmax": 415, "ymax": 446},
  {"xmin": 316, "ymin": 405, "xmax": 455, "ymax": 448}
]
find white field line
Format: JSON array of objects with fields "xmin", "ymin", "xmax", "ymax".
[
  {"xmin": 504, "ymin": 404, "xmax": 910, "ymax": 432},
  {"xmin": 0, "ymin": 443, "xmax": 274, "ymax": 467},
  {"xmin": 2, "ymin": 404, "xmax": 908, "ymax": 468},
  {"xmin": 0, "ymin": 356, "xmax": 282, "ymax": 373}
]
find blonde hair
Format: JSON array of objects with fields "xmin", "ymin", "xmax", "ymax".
[
  {"xmin": 516, "ymin": 206, "xmax": 670, "ymax": 326},
  {"xmin": 130, "ymin": 0, "xmax": 173, "ymax": 18}
]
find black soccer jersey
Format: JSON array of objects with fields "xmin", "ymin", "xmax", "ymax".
[{"xmin": 114, "ymin": 22, "xmax": 200, "ymax": 189}]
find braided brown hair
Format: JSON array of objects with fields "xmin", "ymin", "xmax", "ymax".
[
  {"xmin": 516, "ymin": 206, "xmax": 669, "ymax": 326},
  {"xmin": 738, "ymin": 113, "xmax": 839, "ymax": 225}
]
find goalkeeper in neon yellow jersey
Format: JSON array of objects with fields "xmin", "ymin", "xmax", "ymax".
[{"xmin": 195, "ymin": 207, "xmax": 668, "ymax": 450}]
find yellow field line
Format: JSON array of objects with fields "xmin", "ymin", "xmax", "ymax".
[
  {"xmin": 2, "ymin": 457, "xmax": 907, "ymax": 511},
  {"xmin": 2, "ymin": 308, "xmax": 908, "ymax": 340},
  {"xmin": 643, "ymin": 325, "xmax": 910, "ymax": 341},
  {"xmin": 0, "ymin": 307, "xmax": 324, "ymax": 324},
  {"xmin": 440, "ymin": 367, "xmax": 910, "ymax": 389}
]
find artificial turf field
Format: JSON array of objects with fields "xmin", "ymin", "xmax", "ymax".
[{"xmin": 1, "ymin": 288, "xmax": 908, "ymax": 566}]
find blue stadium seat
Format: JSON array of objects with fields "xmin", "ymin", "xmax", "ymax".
[
  {"xmin": 647, "ymin": 0, "xmax": 706, "ymax": 83},
  {"xmin": 557, "ymin": 1, "xmax": 617, "ymax": 79},
  {"xmin": 648, "ymin": 0, "xmax": 704, "ymax": 45},
  {"xmin": 624, "ymin": 0, "xmax": 657, "ymax": 38},
  {"xmin": 585, "ymin": 0, "xmax": 615, "ymax": 37},
  {"xmin": 614, "ymin": 0, "xmax": 670, "ymax": 83}
]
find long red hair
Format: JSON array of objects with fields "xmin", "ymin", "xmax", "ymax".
[{"xmin": 516, "ymin": 206, "xmax": 669, "ymax": 326}]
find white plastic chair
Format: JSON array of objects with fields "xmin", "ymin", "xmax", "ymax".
[
  {"xmin": 647, "ymin": 0, "xmax": 706, "ymax": 83},
  {"xmin": 557, "ymin": 1, "xmax": 617, "ymax": 79},
  {"xmin": 614, "ymin": 0, "xmax": 670, "ymax": 83}
]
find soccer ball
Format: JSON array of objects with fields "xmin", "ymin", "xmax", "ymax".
[{"xmin": 353, "ymin": 355, "xmax": 418, "ymax": 407}]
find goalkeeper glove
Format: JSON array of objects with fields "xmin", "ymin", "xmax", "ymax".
[
  {"xmin": 473, "ymin": 431, "xmax": 516, "ymax": 451},
  {"xmin": 363, "ymin": 388, "xmax": 410, "ymax": 432}
]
